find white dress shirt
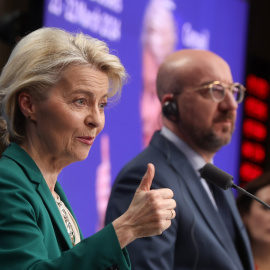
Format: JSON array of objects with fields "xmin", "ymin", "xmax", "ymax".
[{"xmin": 161, "ymin": 126, "xmax": 218, "ymax": 209}]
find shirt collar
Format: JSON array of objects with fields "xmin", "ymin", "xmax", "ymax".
[{"xmin": 160, "ymin": 126, "xmax": 213, "ymax": 174}]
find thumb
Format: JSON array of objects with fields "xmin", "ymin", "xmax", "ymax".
[{"xmin": 137, "ymin": 163, "xmax": 155, "ymax": 192}]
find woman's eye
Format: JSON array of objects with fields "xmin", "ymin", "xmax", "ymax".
[
  {"xmin": 99, "ymin": 102, "xmax": 107, "ymax": 110},
  {"xmin": 75, "ymin": 99, "xmax": 85, "ymax": 106}
]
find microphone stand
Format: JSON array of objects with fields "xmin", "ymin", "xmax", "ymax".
[{"xmin": 231, "ymin": 182, "xmax": 270, "ymax": 210}]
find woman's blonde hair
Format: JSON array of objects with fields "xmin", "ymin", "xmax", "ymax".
[{"xmin": 0, "ymin": 27, "xmax": 127, "ymax": 153}]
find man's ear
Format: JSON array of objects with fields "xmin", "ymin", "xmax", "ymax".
[
  {"xmin": 18, "ymin": 92, "xmax": 36, "ymax": 120},
  {"xmin": 161, "ymin": 93, "xmax": 179, "ymax": 123},
  {"xmin": 161, "ymin": 93, "xmax": 175, "ymax": 105}
]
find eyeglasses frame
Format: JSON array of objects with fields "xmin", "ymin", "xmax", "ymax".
[{"xmin": 192, "ymin": 80, "xmax": 246, "ymax": 104}]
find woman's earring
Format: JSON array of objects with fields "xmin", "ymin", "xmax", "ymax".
[{"xmin": 28, "ymin": 115, "xmax": 31, "ymax": 119}]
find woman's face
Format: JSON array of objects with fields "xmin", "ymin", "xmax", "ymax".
[
  {"xmin": 243, "ymin": 185, "xmax": 270, "ymax": 246},
  {"xmin": 31, "ymin": 65, "xmax": 109, "ymax": 165}
]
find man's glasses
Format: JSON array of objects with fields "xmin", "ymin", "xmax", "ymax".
[{"xmin": 193, "ymin": 81, "xmax": 246, "ymax": 104}]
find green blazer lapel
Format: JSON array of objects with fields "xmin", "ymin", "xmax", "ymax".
[{"xmin": 3, "ymin": 143, "xmax": 73, "ymax": 249}]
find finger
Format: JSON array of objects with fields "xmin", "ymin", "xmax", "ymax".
[
  {"xmin": 155, "ymin": 188, "xmax": 174, "ymax": 199},
  {"xmin": 163, "ymin": 220, "xmax": 172, "ymax": 232},
  {"xmin": 167, "ymin": 209, "xmax": 176, "ymax": 220},
  {"xmin": 158, "ymin": 198, "xmax": 176, "ymax": 210},
  {"xmin": 137, "ymin": 163, "xmax": 155, "ymax": 192}
]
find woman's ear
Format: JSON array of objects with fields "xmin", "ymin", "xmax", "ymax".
[{"xmin": 18, "ymin": 92, "xmax": 35, "ymax": 120}]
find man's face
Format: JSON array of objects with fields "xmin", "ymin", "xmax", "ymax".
[{"xmin": 175, "ymin": 60, "xmax": 238, "ymax": 153}]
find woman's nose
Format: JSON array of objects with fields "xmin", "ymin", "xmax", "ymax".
[{"xmin": 85, "ymin": 106, "xmax": 105, "ymax": 128}]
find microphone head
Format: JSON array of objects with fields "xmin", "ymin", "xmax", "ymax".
[{"xmin": 200, "ymin": 163, "xmax": 234, "ymax": 190}]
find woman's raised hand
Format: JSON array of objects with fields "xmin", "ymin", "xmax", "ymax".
[{"xmin": 113, "ymin": 163, "xmax": 176, "ymax": 248}]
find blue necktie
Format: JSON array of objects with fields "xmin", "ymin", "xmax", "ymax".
[
  {"xmin": 199, "ymin": 169, "xmax": 246, "ymax": 268},
  {"xmin": 208, "ymin": 182, "xmax": 236, "ymax": 244}
]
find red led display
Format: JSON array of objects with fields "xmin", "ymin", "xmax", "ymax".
[
  {"xmin": 239, "ymin": 73, "xmax": 269, "ymax": 185},
  {"xmin": 244, "ymin": 96, "xmax": 268, "ymax": 122},
  {"xmin": 241, "ymin": 141, "xmax": 265, "ymax": 163},
  {"xmin": 246, "ymin": 74, "xmax": 270, "ymax": 100},
  {"xmin": 240, "ymin": 161, "xmax": 264, "ymax": 183},
  {"xmin": 242, "ymin": 119, "xmax": 267, "ymax": 142}
]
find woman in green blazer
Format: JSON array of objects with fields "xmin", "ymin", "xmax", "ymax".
[{"xmin": 0, "ymin": 27, "xmax": 176, "ymax": 270}]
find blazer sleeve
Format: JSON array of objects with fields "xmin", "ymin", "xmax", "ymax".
[
  {"xmin": 32, "ymin": 225, "xmax": 131, "ymax": 270},
  {"xmin": 0, "ymin": 165, "xmax": 131, "ymax": 270}
]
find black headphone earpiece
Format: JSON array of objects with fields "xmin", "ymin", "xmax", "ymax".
[{"xmin": 162, "ymin": 100, "xmax": 180, "ymax": 122}]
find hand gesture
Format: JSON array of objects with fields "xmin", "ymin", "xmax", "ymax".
[{"xmin": 112, "ymin": 163, "xmax": 176, "ymax": 248}]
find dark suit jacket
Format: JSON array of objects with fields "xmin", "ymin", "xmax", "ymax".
[
  {"xmin": 0, "ymin": 143, "xmax": 131, "ymax": 270},
  {"xmin": 105, "ymin": 131, "xmax": 254, "ymax": 270}
]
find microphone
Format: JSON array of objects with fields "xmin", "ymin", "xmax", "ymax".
[{"xmin": 200, "ymin": 163, "xmax": 270, "ymax": 210}]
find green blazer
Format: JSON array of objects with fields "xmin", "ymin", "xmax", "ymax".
[{"xmin": 0, "ymin": 143, "xmax": 131, "ymax": 270}]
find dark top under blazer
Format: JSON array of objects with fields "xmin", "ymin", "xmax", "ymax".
[
  {"xmin": 105, "ymin": 131, "xmax": 254, "ymax": 270},
  {"xmin": 0, "ymin": 143, "xmax": 130, "ymax": 270}
]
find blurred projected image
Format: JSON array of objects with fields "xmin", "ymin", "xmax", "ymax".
[
  {"xmin": 140, "ymin": 0, "xmax": 177, "ymax": 147},
  {"xmin": 95, "ymin": 133, "xmax": 111, "ymax": 231}
]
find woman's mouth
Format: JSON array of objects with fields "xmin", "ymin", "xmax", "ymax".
[{"xmin": 77, "ymin": 136, "xmax": 95, "ymax": 146}]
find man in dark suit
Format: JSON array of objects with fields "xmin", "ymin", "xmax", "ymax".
[{"xmin": 105, "ymin": 49, "xmax": 255, "ymax": 269}]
